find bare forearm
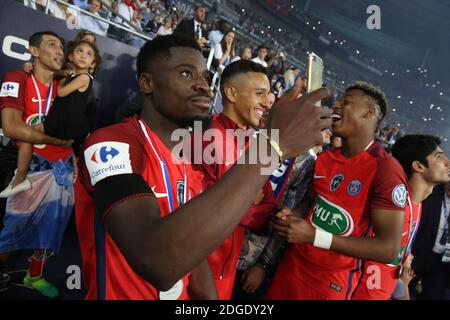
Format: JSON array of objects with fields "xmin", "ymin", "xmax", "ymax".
[
  {"xmin": 148, "ymin": 159, "xmax": 276, "ymax": 284},
  {"xmin": 187, "ymin": 261, "xmax": 217, "ymax": 300},
  {"xmin": 144, "ymin": 142, "xmax": 279, "ymax": 287},
  {"xmin": 7, "ymin": 123, "xmax": 64, "ymax": 146},
  {"xmin": 328, "ymin": 235, "xmax": 400, "ymax": 264}
]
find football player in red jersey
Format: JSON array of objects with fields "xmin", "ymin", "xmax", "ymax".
[
  {"xmin": 0, "ymin": 31, "xmax": 73, "ymax": 298},
  {"xmin": 266, "ymin": 82, "xmax": 408, "ymax": 300},
  {"xmin": 193, "ymin": 60, "xmax": 295, "ymax": 300},
  {"xmin": 353, "ymin": 134, "xmax": 450, "ymax": 300},
  {"xmin": 75, "ymin": 35, "xmax": 332, "ymax": 299}
]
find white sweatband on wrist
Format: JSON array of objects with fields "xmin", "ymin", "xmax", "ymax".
[{"xmin": 313, "ymin": 228, "xmax": 333, "ymax": 250}]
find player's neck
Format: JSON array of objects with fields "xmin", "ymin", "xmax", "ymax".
[
  {"xmin": 408, "ymin": 174, "xmax": 434, "ymax": 204},
  {"xmin": 222, "ymin": 105, "xmax": 248, "ymax": 129},
  {"xmin": 141, "ymin": 101, "xmax": 181, "ymax": 150},
  {"xmin": 33, "ymin": 62, "xmax": 54, "ymax": 86},
  {"xmin": 341, "ymin": 134, "xmax": 374, "ymax": 158}
]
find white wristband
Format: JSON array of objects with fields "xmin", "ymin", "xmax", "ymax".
[{"xmin": 313, "ymin": 228, "xmax": 333, "ymax": 250}]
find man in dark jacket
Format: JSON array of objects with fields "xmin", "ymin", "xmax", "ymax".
[
  {"xmin": 174, "ymin": 5, "xmax": 208, "ymax": 48},
  {"xmin": 412, "ymin": 182, "xmax": 450, "ymax": 299}
]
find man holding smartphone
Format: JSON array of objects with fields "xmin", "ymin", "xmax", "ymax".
[{"xmin": 266, "ymin": 82, "xmax": 408, "ymax": 300}]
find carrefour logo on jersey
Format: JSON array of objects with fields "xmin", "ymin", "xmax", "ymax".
[
  {"xmin": 310, "ymin": 195, "xmax": 355, "ymax": 237},
  {"xmin": 84, "ymin": 142, "xmax": 132, "ymax": 186}
]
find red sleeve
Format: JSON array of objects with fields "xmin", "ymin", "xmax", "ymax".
[
  {"xmin": 0, "ymin": 70, "xmax": 27, "ymax": 113},
  {"xmin": 190, "ymin": 130, "xmax": 220, "ymax": 190},
  {"xmin": 370, "ymin": 155, "xmax": 408, "ymax": 210},
  {"xmin": 78, "ymin": 122, "xmax": 147, "ymax": 193}
]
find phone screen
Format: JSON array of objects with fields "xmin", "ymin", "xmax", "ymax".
[{"xmin": 307, "ymin": 52, "xmax": 324, "ymax": 106}]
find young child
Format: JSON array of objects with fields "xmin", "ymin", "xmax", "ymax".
[{"xmin": 0, "ymin": 40, "xmax": 101, "ymax": 197}]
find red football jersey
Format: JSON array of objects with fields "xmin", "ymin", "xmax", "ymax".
[
  {"xmin": 352, "ymin": 195, "xmax": 422, "ymax": 300},
  {"xmin": 0, "ymin": 70, "xmax": 72, "ymax": 162},
  {"xmin": 266, "ymin": 142, "xmax": 408, "ymax": 300},
  {"xmin": 192, "ymin": 113, "xmax": 292, "ymax": 300},
  {"xmin": 76, "ymin": 116, "xmax": 203, "ymax": 300}
]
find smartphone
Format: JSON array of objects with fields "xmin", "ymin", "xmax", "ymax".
[{"xmin": 306, "ymin": 52, "xmax": 324, "ymax": 106}]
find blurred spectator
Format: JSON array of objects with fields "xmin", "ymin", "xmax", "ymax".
[
  {"xmin": 156, "ymin": 17, "xmax": 174, "ymax": 36},
  {"xmin": 214, "ymin": 29, "xmax": 235, "ymax": 71},
  {"xmin": 209, "ymin": 19, "xmax": 227, "ymax": 47},
  {"xmin": 112, "ymin": 0, "xmax": 134, "ymax": 24},
  {"xmin": 252, "ymin": 44, "xmax": 268, "ymax": 67},
  {"xmin": 73, "ymin": 0, "xmax": 91, "ymax": 11},
  {"xmin": 146, "ymin": 14, "xmax": 162, "ymax": 34},
  {"xmin": 283, "ymin": 67, "xmax": 300, "ymax": 90},
  {"xmin": 79, "ymin": 0, "xmax": 109, "ymax": 37},
  {"xmin": 412, "ymin": 182, "xmax": 450, "ymax": 299},
  {"xmin": 267, "ymin": 51, "xmax": 287, "ymax": 78},
  {"xmin": 45, "ymin": 0, "xmax": 68, "ymax": 20},
  {"xmin": 232, "ymin": 47, "xmax": 252, "ymax": 62},
  {"xmin": 174, "ymin": 4, "xmax": 208, "ymax": 48},
  {"xmin": 126, "ymin": 9, "xmax": 146, "ymax": 47},
  {"xmin": 108, "ymin": 0, "xmax": 135, "ymax": 42}
]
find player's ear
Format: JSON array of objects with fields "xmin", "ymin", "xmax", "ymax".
[
  {"xmin": 29, "ymin": 45, "xmax": 39, "ymax": 59},
  {"xmin": 139, "ymin": 73, "xmax": 153, "ymax": 94},
  {"xmin": 223, "ymin": 85, "xmax": 237, "ymax": 103},
  {"xmin": 411, "ymin": 160, "xmax": 425, "ymax": 174},
  {"xmin": 363, "ymin": 104, "xmax": 377, "ymax": 119}
]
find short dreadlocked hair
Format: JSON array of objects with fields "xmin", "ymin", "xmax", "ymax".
[{"xmin": 346, "ymin": 81, "xmax": 388, "ymax": 120}]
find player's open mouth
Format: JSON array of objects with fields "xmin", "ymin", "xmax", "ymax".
[
  {"xmin": 331, "ymin": 113, "xmax": 342, "ymax": 123},
  {"xmin": 254, "ymin": 108, "xmax": 265, "ymax": 119}
]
